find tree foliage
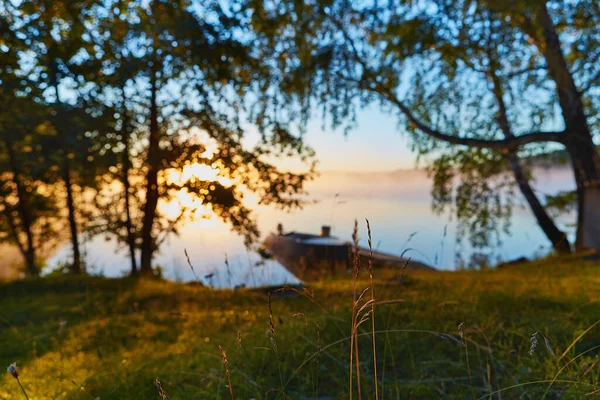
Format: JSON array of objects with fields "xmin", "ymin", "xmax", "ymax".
[
  {"xmin": 250, "ymin": 0, "xmax": 600, "ymax": 257},
  {"xmin": 0, "ymin": 0, "xmax": 315, "ymax": 275}
]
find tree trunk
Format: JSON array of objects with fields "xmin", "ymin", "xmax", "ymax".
[
  {"xmin": 123, "ymin": 141, "xmax": 138, "ymax": 276},
  {"xmin": 568, "ymin": 144, "xmax": 600, "ymax": 253},
  {"xmin": 63, "ymin": 158, "xmax": 82, "ymax": 273},
  {"xmin": 507, "ymin": 155, "xmax": 571, "ymax": 253},
  {"xmin": 488, "ymin": 67, "xmax": 572, "ymax": 254},
  {"xmin": 50, "ymin": 68, "xmax": 83, "ymax": 271},
  {"xmin": 121, "ymin": 94, "xmax": 138, "ymax": 276},
  {"xmin": 2, "ymin": 201, "xmax": 27, "ymax": 260},
  {"xmin": 578, "ymin": 186, "xmax": 600, "ymax": 254},
  {"xmin": 534, "ymin": 3, "xmax": 600, "ymax": 253},
  {"xmin": 140, "ymin": 73, "xmax": 160, "ymax": 273},
  {"xmin": 5, "ymin": 140, "xmax": 39, "ymax": 275}
]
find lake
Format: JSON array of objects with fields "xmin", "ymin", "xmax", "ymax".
[{"xmin": 43, "ymin": 166, "xmax": 575, "ymax": 287}]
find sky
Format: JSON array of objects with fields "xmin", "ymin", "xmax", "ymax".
[
  {"xmin": 294, "ymin": 106, "xmax": 417, "ymax": 172},
  {"xmin": 53, "ymin": 73, "xmax": 417, "ymax": 173}
]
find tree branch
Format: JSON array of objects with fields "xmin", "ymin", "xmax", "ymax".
[
  {"xmin": 504, "ymin": 64, "xmax": 547, "ymax": 78},
  {"xmin": 372, "ymin": 83, "xmax": 565, "ymax": 150},
  {"xmin": 328, "ymin": 13, "xmax": 565, "ymax": 151}
]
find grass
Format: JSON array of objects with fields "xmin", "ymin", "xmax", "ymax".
[{"xmin": 1, "ymin": 255, "xmax": 600, "ymax": 399}]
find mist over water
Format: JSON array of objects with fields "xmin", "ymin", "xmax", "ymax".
[{"xmin": 42, "ymin": 166, "xmax": 575, "ymax": 287}]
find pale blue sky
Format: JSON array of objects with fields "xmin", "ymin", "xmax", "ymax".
[{"xmin": 298, "ymin": 106, "xmax": 417, "ymax": 172}]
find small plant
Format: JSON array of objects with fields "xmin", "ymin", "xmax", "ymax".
[
  {"xmin": 7, "ymin": 363, "xmax": 29, "ymax": 400},
  {"xmin": 529, "ymin": 331, "xmax": 555, "ymax": 357}
]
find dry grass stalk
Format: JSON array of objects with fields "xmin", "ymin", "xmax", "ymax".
[
  {"xmin": 268, "ymin": 292, "xmax": 278, "ymax": 355},
  {"xmin": 529, "ymin": 332, "xmax": 539, "ymax": 355},
  {"xmin": 366, "ymin": 219, "xmax": 379, "ymax": 400},
  {"xmin": 219, "ymin": 345, "xmax": 235, "ymax": 400},
  {"xmin": 438, "ymin": 333, "xmax": 466, "ymax": 347},
  {"xmin": 373, "ymin": 299, "xmax": 404, "ymax": 306},
  {"xmin": 559, "ymin": 320, "xmax": 600, "ymax": 361},
  {"xmin": 293, "ymin": 312, "xmax": 308, "ymax": 327},
  {"xmin": 486, "ymin": 361, "xmax": 492, "ymax": 397},
  {"xmin": 267, "ymin": 292, "xmax": 285, "ymax": 397},
  {"xmin": 398, "ymin": 257, "xmax": 410, "ymax": 284},
  {"xmin": 544, "ymin": 336, "xmax": 555, "ymax": 357},
  {"xmin": 184, "ymin": 249, "xmax": 200, "ymax": 282},
  {"xmin": 316, "ymin": 323, "xmax": 321, "ymax": 394},
  {"xmin": 459, "ymin": 323, "xmax": 476, "ymax": 400},
  {"xmin": 349, "ymin": 220, "xmax": 357, "ymax": 400},
  {"xmin": 529, "ymin": 331, "xmax": 555, "ymax": 357},
  {"xmin": 349, "ymin": 219, "xmax": 363, "ymax": 400},
  {"xmin": 583, "ymin": 355, "xmax": 599, "ymax": 377},
  {"xmin": 224, "ymin": 253, "xmax": 233, "ymax": 288},
  {"xmin": 155, "ymin": 377, "xmax": 169, "ymax": 400},
  {"xmin": 237, "ymin": 330, "xmax": 243, "ymax": 368}
]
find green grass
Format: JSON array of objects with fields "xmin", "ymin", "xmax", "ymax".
[{"xmin": 1, "ymin": 256, "xmax": 600, "ymax": 399}]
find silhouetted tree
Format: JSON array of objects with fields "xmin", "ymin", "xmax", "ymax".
[
  {"xmin": 88, "ymin": 0, "xmax": 315, "ymax": 275},
  {"xmin": 0, "ymin": 4, "xmax": 62, "ymax": 275},
  {"xmin": 16, "ymin": 0, "xmax": 118, "ymax": 273}
]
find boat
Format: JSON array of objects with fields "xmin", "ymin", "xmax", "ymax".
[{"xmin": 263, "ymin": 224, "xmax": 435, "ymax": 279}]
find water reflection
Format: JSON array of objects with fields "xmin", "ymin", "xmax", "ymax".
[{"xmin": 44, "ymin": 166, "xmax": 575, "ymax": 287}]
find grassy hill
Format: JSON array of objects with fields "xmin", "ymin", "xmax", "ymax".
[{"xmin": 1, "ymin": 256, "xmax": 600, "ymax": 399}]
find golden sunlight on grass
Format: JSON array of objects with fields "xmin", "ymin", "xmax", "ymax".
[{"xmin": 2, "ymin": 257, "xmax": 600, "ymax": 399}]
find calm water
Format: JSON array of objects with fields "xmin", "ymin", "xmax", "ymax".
[{"xmin": 45, "ymin": 166, "xmax": 575, "ymax": 287}]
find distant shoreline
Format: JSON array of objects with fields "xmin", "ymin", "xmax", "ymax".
[{"xmin": 319, "ymin": 161, "xmax": 573, "ymax": 176}]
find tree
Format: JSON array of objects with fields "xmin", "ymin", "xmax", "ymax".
[
  {"xmin": 91, "ymin": 83, "xmax": 141, "ymax": 276},
  {"xmin": 251, "ymin": 0, "xmax": 600, "ymax": 256},
  {"xmin": 2, "ymin": 0, "xmax": 314, "ymax": 278},
  {"xmin": 0, "ymin": 3, "xmax": 60, "ymax": 275},
  {"xmin": 0, "ymin": 101, "xmax": 60, "ymax": 276},
  {"xmin": 82, "ymin": 7, "xmax": 142, "ymax": 276},
  {"xmin": 17, "ymin": 0, "xmax": 113, "ymax": 273},
  {"xmin": 93, "ymin": 0, "xmax": 315, "ymax": 274},
  {"xmin": 425, "ymin": 5, "xmax": 572, "ymax": 255}
]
